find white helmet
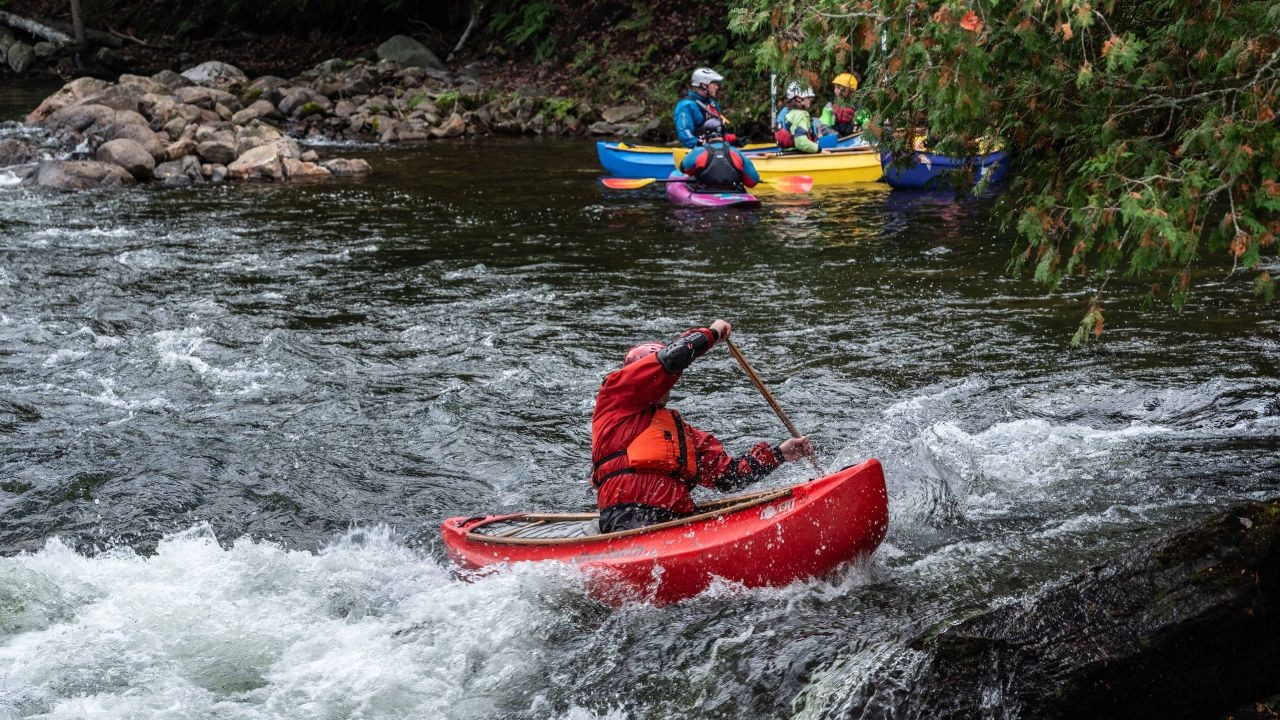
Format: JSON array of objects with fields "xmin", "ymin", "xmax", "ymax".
[
  {"xmin": 691, "ymin": 67, "xmax": 724, "ymax": 88},
  {"xmin": 786, "ymin": 81, "xmax": 816, "ymax": 100}
]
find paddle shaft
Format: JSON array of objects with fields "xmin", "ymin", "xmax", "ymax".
[{"xmin": 725, "ymin": 338, "xmax": 824, "ymax": 473}]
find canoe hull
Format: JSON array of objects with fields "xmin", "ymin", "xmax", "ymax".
[
  {"xmin": 441, "ymin": 458, "xmax": 889, "ymax": 605},
  {"xmin": 673, "ymin": 147, "xmax": 883, "ymax": 185},
  {"xmin": 665, "ymin": 172, "xmax": 761, "ymax": 208},
  {"xmin": 881, "ymin": 150, "xmax": 1010, "ymax": 190},
  {"xmin": 598, "ymin": 138, "xmax": 866, "ymax": 180}
]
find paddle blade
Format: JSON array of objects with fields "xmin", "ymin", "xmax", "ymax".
[
  {"xmin": 765, "ymin": 175, "xmax": 814, "ymax": 193},
  {"xmin": 600, "ymin": 177, "xmax": 657, "ymax": 189}
]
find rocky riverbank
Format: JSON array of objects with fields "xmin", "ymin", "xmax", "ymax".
[
  {"xmin": 1, "ymin": 34, "xmax": 672, "ymax": 191},
  {"xmin": 882, "ymin": 499, "xmax": 1280, "ymax": 719}
]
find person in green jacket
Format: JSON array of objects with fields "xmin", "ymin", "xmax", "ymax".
[
  {"xmin": 776, "ymin": 82, "xmax": 821, "ymax": 154},
  {"xmin": 819, "ymin": 72, "xmax": 868, "ymax": 137}
]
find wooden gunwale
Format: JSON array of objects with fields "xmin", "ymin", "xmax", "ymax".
[{"xmin": 466, "ymin": 487, "xmax": 793, "ymax": 546}]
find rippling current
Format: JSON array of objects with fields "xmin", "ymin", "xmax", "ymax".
[{"xmin": 1, "ymin": 82, "xmax": 1278, "ymax": 719}]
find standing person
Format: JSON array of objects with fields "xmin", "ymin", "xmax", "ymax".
[
  {"xmin": 677, "ymin": 118, "xmax": 761, "ymax": 191},
  {"xmin": 774, "ymin": 82, "xmax": 821, "ymax": 154},
  {"xmin": 590, "ymin": 320, "xmax": 815, "ymax": 533},
  {"xmin": 819, "ymin": 72, "xmax": 867, "ymax": 137},
  {"xmin": 673, "ymin": 67, "xmax": 743, "ymax": 149}
]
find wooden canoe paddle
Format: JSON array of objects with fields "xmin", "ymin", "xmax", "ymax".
[{"xmin": 725, "ymin": 337, "xmax": 825, "ymax": 474}]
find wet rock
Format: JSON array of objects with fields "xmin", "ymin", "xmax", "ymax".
[
  {"xmin": 154, "ymin": 155, "xmax": 203, "ymax": 185},
  {"xmin": 8, "ymin": 42, "xmax": 33, "ymax": 74},
  {"xmin": 195, "ymin": 129, "xmax": 237, "ymax": 165},
  {"xmin": 282, "ymin": 158, "xmax": 331, "ymax": 179},
  {"xmin": 589, "ymin": 120, "xmax": 618, "ymax": 136},
  {"xmin": 175, "ymin": 86, "xmax": 238, "ymax": 112},
  {"xmin": 25, "ymin": 77, "xmax": 111, "ymax": 125},
  {"xmin": 0, "ymin": 138, "xmax": 37, "ymax": 166},
  {"xmin": 33, "ymin": 42, "xmax": 59, "ymax": 60},
  {"xmin": 278, "ymin": 87, "xmax": 332, "ymax": 117},
  {"xmin": 139, "ymin": 93, "xmax": 180, "ymax": 126},
  {"xmin": 235, "ymin": 122, "xmax": 282, "ymax": 157},
  {"xmin": 376, "ymin": 35, "xmax": 445, "ymax": 72},
  {"xmin": 320, "ymin": 158, "xmax": 371, "ymax": 176},
  {"xmin": 231, "ymin": 99, "xmax": 281, "ymax": 125},
  {"xmin": 45, "ymin": 103, "xmax": 116, "ymax": 133},
  {"xmin": 181, "ymin": 61, "xmax": 248, "ymax": 86},
  {"xmin": 95, "ymin": 138, "xmax": 155, "ymax": 180},
  {"xmin": 333, "ymin": 100, "xmax": 358, "ymax": 119},
  {"xmin": 103, "ymin": 123, "xmax": 167, "ymax": 162},
  {"xmin": 429, "ymin": 113, "xmax": 466, "ymax": 139},
  {"xmin": 226, "ymin": 138, "xmax": 301, "ymax": 181},
  {"xmin": 163, "ymin": 126, "xmax": 197, "ymax": 161},
  {"xmin": 892, "ymin": 500, "xmax": 1280, "ymax": 720},
  {"xmin": 27, "ymin": 160, "xmax": 135, "ymax": 190},
  {"xmin": 209, "ymin": 163, "xmax": 227, "ymax": 183}
]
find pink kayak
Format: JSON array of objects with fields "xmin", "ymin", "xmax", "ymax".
[{"xmin": 665, "ymin": 172, "xmax": 761, "ymax": 208}]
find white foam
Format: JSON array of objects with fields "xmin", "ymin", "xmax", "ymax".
[{"xmin": 0, "ymin": 525, "xmax": 598, "ymax": 720}]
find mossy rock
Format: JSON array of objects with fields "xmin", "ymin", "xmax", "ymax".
[
  {"xmin": 241, "ymin": 86, "xmax": 264, "ymax": 105},
  {"xmin": 296, "ymin": 102, "xmax": 325, "ymax": 119}
]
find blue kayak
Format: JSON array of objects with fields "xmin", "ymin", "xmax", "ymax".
[
  {"xmin": 599, "ymin": 135, "xmax": 870, "ymax": 179},
  {"xmin": 881, "ymin": 150, "xmax": 1010, "ymax": 190}
]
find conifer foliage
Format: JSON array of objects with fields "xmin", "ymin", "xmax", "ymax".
[{"xmin": 732, "ymin": 0, "xmax": 1279, "ymax": 341}]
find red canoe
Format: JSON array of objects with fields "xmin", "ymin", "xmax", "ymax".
[{"xmin": 440, "ymin": 458, "xmax": 889, "ymax": 605}]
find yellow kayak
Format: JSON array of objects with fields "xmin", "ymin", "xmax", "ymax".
[{"xmin": 673, "ymin": 147, "xmax": 883, "ymax": 185}]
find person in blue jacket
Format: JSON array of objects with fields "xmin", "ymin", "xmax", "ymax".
[
  {"xmin": 674, "ymin": 67, "xmax": 742, "ymax": 149},
  {"xmin": 677, "ymin": 118, "xmax": 760, "ymax": 191}
]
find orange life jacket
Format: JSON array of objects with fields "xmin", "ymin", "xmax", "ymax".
[{"xmin": 592, "ymin": 408, "xmax": 697, "ymax": 488}]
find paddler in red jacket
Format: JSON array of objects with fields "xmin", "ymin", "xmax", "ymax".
[{"xmin": 591, "ymin": 319, "xmax": 814, "ymax": 533}]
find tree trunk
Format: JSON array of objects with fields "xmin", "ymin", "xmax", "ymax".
[{"xmin": 69, "ymin": 0, "xmax": 85, "ymax": 44}]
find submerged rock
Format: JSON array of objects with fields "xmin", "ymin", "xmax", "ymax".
[{"xmin": 892, "ymin": 500, "xmax": 1280, "ymax": 719}]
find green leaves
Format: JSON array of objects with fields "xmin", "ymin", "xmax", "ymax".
[{"xmin": 732, "ymin": 0, "xmax": 1279, "ymax": 340}]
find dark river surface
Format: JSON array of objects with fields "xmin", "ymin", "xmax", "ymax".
[{"xmin": 1, "ymin": 81, "xmax": 1278, "ymax": 719}]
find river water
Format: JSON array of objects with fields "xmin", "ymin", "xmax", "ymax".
[{"xmin": 1, "ymin": 82, "xmax": 1277, "ymax": 719}]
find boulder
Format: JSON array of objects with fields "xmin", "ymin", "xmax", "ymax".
[
  {"xmin": 103, "ymin": 123, "xmax": 167, "ymax": 162},
  {"xmin": 226, "ymin": 138, "xmax": 301, "ymax": 181},
  {"xmin": 95, "ymin": 138, "xmax": 155, "ymax": 180},
  {"xmin": 154, "ymin": 155, "xmax": 203, "ymax": 185},
  {"xmin": 180, "ymin": 61, "xmax": 247, "ymax": 86},
  {"xmin": 45, "ymin": 103, "xmax": 116, "ymax": 133},
  {"xmin": 234, "ymin": 122, "xmax": 283, "ymax": 157},
  {"xmin": 195, "ymin": 129, "xmax": 237, "ymax": 165},
  {"xmin": 231, "ymin": 99, "xmax": 281, "ymax": 125},
  {"xmin": 245, "ymin": 75, "xmax": 289, "ymax": 106},
  {"xmin": 149, "ymin": 69, "xmax": 189, "ymax": 90},
  {"xmin": 375, "ymin": 35, "xmax": 446, "ymax": 71},
  {"xmin": 84, "ymin": 110, "xmax": 151, "ymax": 141},
  {"xmin": 175, "ymin": 86, "xmax": 238, "ymax": 111},
  {"xmin": 7, "ymin": 42, "xmax": 33, "ymax": 74},
  {"xmin": 33, "ymin": 42, "xmax": 59, "ymax": 60},
  {"xmin": 333, "ymin": 100, "xmax": 358, "ymax": 119},
  {"xmin": 601, "ymin": 105, "xmax": 645, "ymax": 124},
  {"xmin": 886, "ymin": 500, "xmax": 1280, "ymax": 720},
  {"xmin": 0, "ymin": 138, "xmax": 37, "ymax": 166},
  {"xmin": 588, "ymin": 120, "xmax": 618, "ymax": 136},
  {"xmin": 139, "ymin": 93, "xmax": 181, "ymax": 126},
  {"xmin": 320, "ymin": 158, "xmax": 372, "ymax": 176},
  {"xmin": 94, "ymin": 47, "xmax": 124, "ymax": 72},
  {"xmin": 429, "ymin": 113, "xmax": 466, "ymax": 139},
  {"xmin": 26, "ymin": 160, "xmax": 135, "ymax": 190},
  {"xmin": 278, "ymin": 87, "xmax": 332, "ymax": 117},
  {"xmin": 163, "ymin": 126, "xmax": 198, "ymax": 162},
  {"xmin": 25, "ymin": 77, "xmax": 111, "ymax": 125},
  {"xmin": 117, "ymin": 74, "xmax": 171, "ymax": 95},
  {"xmin": 337, "ymin": 66, "xmax": 376, "ymax": 96},
  {"xmin": 282, "ymin": 158, "xmax": 332, "ymax": 179}
]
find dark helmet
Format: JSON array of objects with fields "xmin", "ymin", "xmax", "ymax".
[{"xmin": 700, "ymin": 117, "xmax": 726, "ymax": 139}]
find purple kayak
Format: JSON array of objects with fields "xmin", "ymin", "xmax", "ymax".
[{"xmin": 665, "ymin": 172, "xmax": 761, "ymax": 208}]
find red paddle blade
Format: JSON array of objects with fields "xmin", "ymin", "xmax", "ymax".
[
  {"xmin": 600, "ymin": 177, "xmax": 657, "ymax": 189},
  {"xmin": 767, "ymin": 175, "xmax": 814, "ymax": 193}
]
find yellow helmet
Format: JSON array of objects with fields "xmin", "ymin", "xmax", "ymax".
[{"xmin": 833, "ymin": 73, "xmax": 858, "ymax": 90}]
